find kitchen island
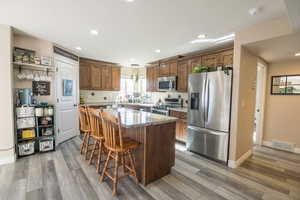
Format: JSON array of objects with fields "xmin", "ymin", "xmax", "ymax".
[{"xmin": 101, "ymin": 108, "xmax": 178, "ymax": 185}]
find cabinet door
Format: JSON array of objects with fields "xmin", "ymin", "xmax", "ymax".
[
  {"xmin": 146, "ymin": 67, "xmax": 153, "ymax": 92},
  {"xmin": 221, "ymin": 49, "xmax": 234, "ymax": 67},
  {"xmin": 90, "ymin": 65, "xmax": 102, "ymax": 90},
  {"xmin": 79, "ymin": 64, "xmax": 91, "ymax": 90},
  {"xmin": 169, "ymin": 61, "xmax": 178, "ymax": 76},
  {"xmin": 111, "ymin": 66, "xmax": 121, "ymax": 91},
  {"xmin": 101, "ymin": 65, "xmax": 112, "ymax": 90},
  {"xmin": 202, "ymin": 54, "xmax": 217, "ymax": 67},
  {"xmin": 188, "ymin": 56, "xmax": 202, "ymax": 73},
  {"xmin": 177, "ymin": 61, "xmax": 188, "ymax": 92},
  {"xmin": 159, "ymin": 63, "xmax": 170, "ymax": 77},
  {"xmin": 152, "ymin": 66, "xmax": 159, "ymax": 92}
]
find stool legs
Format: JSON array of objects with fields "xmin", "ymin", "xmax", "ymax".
[
  {"xmin": 100, "ymin": 149, "xmax": 139, "ymax": 196},
  {"xmin": 128, "ymin": 149, "xmax": 139, "ymax": 184}
]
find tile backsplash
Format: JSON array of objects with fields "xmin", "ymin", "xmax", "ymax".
[
  {"xmin": 147, "ymin": 92, "xmax": 188, "ymax": 107},
  {"xmin": 81, "ymin": 90, "xmax": 188, "ymax": 107},
  {"xmin": 80, "ymin": 90, "xmax": 119, "ymax": 103}
]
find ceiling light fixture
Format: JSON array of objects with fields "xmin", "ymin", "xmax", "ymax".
[
  {"xmin": 90, "ymin": 29, "xmax": 99, "ymax": 35},
  {"xmin": 248, "ymin": 7, "xmax": 258, "ymax": 16},
  {"xmin": 190, "ymin": 39, "xmax": 214, "ymax": 44},
  {"xmin": 75, "ymin": 46, "xmax": 82, "ymax": 51},
  {"xmin": 197, "ymin": 34, "xmax": 206, "ymax": 39},
  {"xmin": 295, "ymin": 53, "xmax": 300, "ymax": 57},
  {"xmin": 125, "ymin": 0, "xmax": 134, "ymax": 2},
  {"xmin": 155, "ymin": 49, "xmax": 161, "ymax": 53},
  {"xmin": 190, "ymin": 33, "xmax": 235, "ymax": 44}
]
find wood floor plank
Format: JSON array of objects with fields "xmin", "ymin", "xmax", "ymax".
[
  {"xmin": 1, "ymin": 137, "xmax": 300, "ymax": 200},
  {"xmin": 26, "ymin": 155, "xmax": 43, "ymax": 192},
  {"xmin": 41, "ymin": 153, "xmax": 63, "ymax": 200},
  {"xmin": 26, "ymin": 188, "xmax": 44, "ymax": 200}
]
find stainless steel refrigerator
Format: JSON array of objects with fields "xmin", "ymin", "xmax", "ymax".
[{"xmin": 187, "ymin": 70, "xmax": 232, "ymax": 163}]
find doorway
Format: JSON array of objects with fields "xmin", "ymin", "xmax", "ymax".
[
  {"xmin": 55, "ymin": 53, "xmax": 79, "ymax": 145},
  {"xmin": 253, "ymin": 62, "xmax": 267, "ymax": 146}
]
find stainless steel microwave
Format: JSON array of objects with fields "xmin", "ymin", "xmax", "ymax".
[{"xmin": 158, "ymin": 76, "xmax": 177, "ymax": 92}]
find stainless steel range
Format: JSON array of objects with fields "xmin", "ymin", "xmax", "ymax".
[{"xmin": 151, "ymin": 98, "xmax": 182, "ymax": 116}]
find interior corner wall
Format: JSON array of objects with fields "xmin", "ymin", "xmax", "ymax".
[
  {"xmin": 263, "ymin": 60, "xmax": 300, "ymax": 149},
  {"xmin": 229, "ymin": 15, "xmax": 294, "ymax": 162},
  {"xmin": 0, "ymin": 25, "xmax": 15, "ymax": 164}
]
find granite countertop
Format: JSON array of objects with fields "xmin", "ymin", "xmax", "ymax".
[
  {"xmin": 168, "ymin": 107, "xmax": 188, "ymax": 113},
  {"xmin": 81, "ymin": 102, "xmax": 114, "ymax": 106},
  {"xmin": 101, "ymin": 108, "xmax": 178, "ymax": 128},
  {"xmin": 120, "ymin": 103, "xmax": 155, "ymax": 107}
]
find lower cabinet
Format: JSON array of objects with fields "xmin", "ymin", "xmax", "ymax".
[{"xmin": 169, "ymin": 110, "xmax": 187, "ymax": 143}]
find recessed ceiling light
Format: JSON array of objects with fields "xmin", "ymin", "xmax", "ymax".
[
  {"xmin": 90, "ymin": 29, "xmax": 99, "ymax": 35},
  {"xmin": 155, "ymin": 49, "xmax": 161, "ymax": 53},
  {"xmin": 249, "ymin": 7, "xmax": 258, "ymax": 16},
  {"xmin": 125, "ymin": 0, "xmax": 134, "ymax": 2},
  {"xmin": 197, "ymin": 34, "xmax": 206, "ymax": 39},
  {"xmin": 295, "ymin": 53, "xmax": 300, "ymax": 57},
  {"xmin": 75, "ymin": 46, "xmax": 82, "ymax": 51}
]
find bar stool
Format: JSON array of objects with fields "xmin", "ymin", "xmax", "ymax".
[
  {"xmin": 87, "ymin": 108, "xmax": 105, "ymax": 174},
  {"xmin": 79, "ymin": 106, "xmax": 91, "ymax": 160},
  {"xmin": 99, "ymin": 111, "xmax": 139, "ymax": 196}
]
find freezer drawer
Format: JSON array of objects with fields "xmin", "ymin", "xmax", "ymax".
[{"xmin": 186, "ymin": 126, "xmax": 229, "ymax": 163}]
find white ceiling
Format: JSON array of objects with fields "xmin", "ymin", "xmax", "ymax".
[
  {"xmin": 0, "ymin": 0, "xmax": 287, "ymax": 66},
  {"xmin": 245, "ymin": 32, "xmax": 300, "ymax": 64}
]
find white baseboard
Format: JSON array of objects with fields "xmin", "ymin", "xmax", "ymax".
[
  {"xmin": 0, "ymin": 154, "xmax": 16, "ymax": 166},
  {"xmin": 228, "ymin": 149, "xmax": 252, "ymax": 168},
  {"xmin": 263, "ymin": 140, "xmax": 300, "ymax": 154}
]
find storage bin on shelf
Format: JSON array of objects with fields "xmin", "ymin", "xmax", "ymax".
[
  {"xmin": 18, "ymin": 141, "xmax": 35, "ymax": 156},
  {"xmin": 39, "ymin": 137, "xmax": 55, "ymax": 152},
  {"xmin": 17, "ymin": 117, "xmax": 35, "ymax": 129},
  {"xmin": 21, "ymin": 129, "xmax": 36, "ymax": 139}
]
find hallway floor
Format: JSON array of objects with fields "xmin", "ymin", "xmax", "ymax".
[{"xmin": 0, "ymin": 138, "xmax": 299, "ymax": 200}]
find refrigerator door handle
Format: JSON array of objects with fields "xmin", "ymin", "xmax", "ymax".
[{"xmin": 204, "ymin": 80, "xmax": 210, "ymax": 122}]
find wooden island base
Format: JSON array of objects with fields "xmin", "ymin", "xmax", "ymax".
[{"xmin": 122, "ymin": 122, "xmax": 176, "ymax": 185}]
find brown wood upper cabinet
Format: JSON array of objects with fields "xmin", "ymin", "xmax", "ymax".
[
  {"xmin": 218, "ymin": 49, "xmax": 234, "ymax": 67},
  {"xmin": 101, "ymin": 65, "xmax": 112, "ymax": 90},
  {"xmin": 159, "ymin": 62, "xmax": 170, "ymax": 77},
  {"xmin": 79, "ymin": 63, "xmax": 91, "ymax": 90},
  {"xmin": 177, "ymin": 61, "xmax": 188, "ymax": 92},
  {"xmin": 146, "ymin": 64, "xmax": 159, "ymax": 92},
  {"xmin": 169, "ymin": 61, "xmax": 178, "ymax": 76},
  {"xmin": 79, "ymin": 58, "xmax": 120, "ymax": 91},
  {"xmin": 90, "ymin": 64, "xmax": 102, "ymax": 90},
  {"xmin": 111, "ymin": 66, "xmax": 121, "ymax": 90},
  {"xmin": 202, "ymin": 54, "xmax": 218, "ymax": 67},
  {"xmin": 188, "ymin": 56, "xmax": 202, "ymax": 73}
]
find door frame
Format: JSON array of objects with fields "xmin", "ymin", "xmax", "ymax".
[
  {"xmin": 54, "ymin": 53, "xmax": 80, "ymax": 145},
  {"xmin": 254, "ymin": 62, "xmax": 267, "ymax": 146}
]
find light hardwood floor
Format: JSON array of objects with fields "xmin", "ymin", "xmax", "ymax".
[{"xmin": 1, "ymin": 138, "xmax": 300, "ymax": 200}]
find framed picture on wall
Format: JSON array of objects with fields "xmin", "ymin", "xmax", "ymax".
[
  {"xmin": 63, "ymin": 80, "xmax": 73, "ymax": 96},
  {"xmin": 271, "ymin": 75, "xmax": 300, "ymax": 95}
]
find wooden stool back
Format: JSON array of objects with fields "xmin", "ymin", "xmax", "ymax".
[
  {"xmin": 79, "ymin": 106, "xmax": 90, "ymax": 132},
  {"xmin": 100, "ymin": 111, "xmax": 123, "ymax": 151},
  {"xmin": 88, "ymin": 108, "xmax": 103, "ymax": 139}
]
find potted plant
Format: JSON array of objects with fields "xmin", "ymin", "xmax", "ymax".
[{"xmin": 192, "ymin": 65, "xmax": 209, "ymax": 73}]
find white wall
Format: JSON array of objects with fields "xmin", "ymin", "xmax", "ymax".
[{"xmin": 0, "ymin": 25, "xmax": 15, "ymax": 165}]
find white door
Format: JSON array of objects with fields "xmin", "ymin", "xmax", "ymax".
[
  {"xmin": 254, "ymin": 63, "xmax": 267, "ymax": 145},
  {"xmin": 55, "ymin": 54, "xmax": 79, "ymax": 145}
]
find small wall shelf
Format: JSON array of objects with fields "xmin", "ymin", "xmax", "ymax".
[{"xmin": 13, "ymin": 62, "xmax": 55, "ymax": 72}]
